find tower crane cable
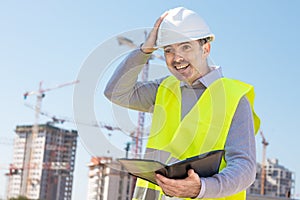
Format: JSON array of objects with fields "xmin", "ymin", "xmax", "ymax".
[{"xmin": 24, "ymin": 102, "xmax": 135, "ymax": 138}]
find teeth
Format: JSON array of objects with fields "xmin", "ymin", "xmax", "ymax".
[{"xmin": 176, "ymin": 65, "xmax": 188, "ymax": 70}]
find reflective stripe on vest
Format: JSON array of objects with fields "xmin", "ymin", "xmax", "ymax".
[{"xmin": 133, "ymin": 76, "xmax": 260, "ymax": 200}]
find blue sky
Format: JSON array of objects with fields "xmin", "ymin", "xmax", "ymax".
[{"xmin": 1, "ymin": 0, "xmax": 300, "ymax": 199}]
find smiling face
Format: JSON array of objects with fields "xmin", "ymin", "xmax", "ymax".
[{"xmin": 163, "ymin": 40, "xmax": 211, "ymax": 85}]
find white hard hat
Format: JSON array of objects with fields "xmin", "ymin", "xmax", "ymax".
[{"xmin": 156, "ymin": 7, "xmax": 215, "ymax": 48}]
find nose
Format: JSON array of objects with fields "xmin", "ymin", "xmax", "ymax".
[{"xmin": 173, "ymin": 52, "xmax": 184, "ymax": 63}]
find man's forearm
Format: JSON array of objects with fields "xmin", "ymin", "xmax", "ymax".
[
  {"xmin": 104, "ymin": 48, "xmax": 158, "ymax": 112},
  {"xmin": 200, "ymin": 97, "xmax": 256, "ymax": 198}
]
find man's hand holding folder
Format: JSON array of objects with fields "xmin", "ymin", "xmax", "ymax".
[{"xmin": 117, "ymin": 149, "xmax": 224, "ymax": 185}]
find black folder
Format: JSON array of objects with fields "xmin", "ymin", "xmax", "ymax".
[{"xmin": 117, "ymin": 149, "xmax": 224, "ymax": 185}]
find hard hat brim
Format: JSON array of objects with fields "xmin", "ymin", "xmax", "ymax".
[{"xmin": 154, "ymin": 29, "xmax": 215, "ymax": 48}]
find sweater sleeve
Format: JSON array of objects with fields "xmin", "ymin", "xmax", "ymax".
[
  {"xmin": 199, "ymin": 96, "xmax": 256, "ymax": 198},
  {"xmin": 104, "ymin": 48, "xmax": 163, "ymax": 112}
]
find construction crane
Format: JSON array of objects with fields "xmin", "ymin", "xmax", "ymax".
[
  {"xmin": 7, "ymin": 103, "xmax": 133, "ymax": 198},
  {"xmin": 24, "ymin": 102, "xmax": 128, "ymax": 134},
  {"xmin": 117, "ymin": 32, "xmax": 164, "ymax": 159},
  {"xmin": 260, "ymin": 130, "xmax": 269, "ymax": 195},
  {"xmin": 24, "ymin": 102, "xmax": 133, "ymax": 200},
  {"xmin": 21, "ymin": 80, "xmax": 79, "ymax": 197}
]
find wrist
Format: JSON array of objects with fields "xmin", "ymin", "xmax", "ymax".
[
  {"xmin": 196, "ymin": 179, "xmax": 205, "ymax": 198},
  {"xmin": 140, "ymin": 43, "xmax": 154, "ymax": 54}
]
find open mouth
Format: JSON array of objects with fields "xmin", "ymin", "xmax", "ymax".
[{"xmin": 175, "ymin": 64, "xmax": 189, "ymax": 70}]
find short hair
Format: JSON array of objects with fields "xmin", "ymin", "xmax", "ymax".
[{"xmin": 199, "ymin": 37, "xmax": 213, "ymax": 46}]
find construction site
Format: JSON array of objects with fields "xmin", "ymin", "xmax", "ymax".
[
  {"xmin": 247, "ymin": 131, "xmax": 295, "ymax": 199},
  {"xmin": 5, "ymin": 80, "xmax": 79, "ymax": 200},
  {"xmin": 5, "ymin": 124, "xmax": 296, "ymax": 200},
  {"xmin": 3, "ymin": 34, "xmax": 299, "ymax": 200},
  {"xmin": 6, "ymin": 124, "xmax": 77, "ymax": 200}
]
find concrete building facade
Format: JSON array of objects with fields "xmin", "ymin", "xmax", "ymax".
[
  {"xmin": 248, "ymin": 159, "xmax": 295, "ymax": 198},
  {"xmin": 6, "ymin": 124, "xmax": 77, "ymax": 200},
  {"xmin": 87, "ymin": 157, "xmax": 134, "ymax": 200}
]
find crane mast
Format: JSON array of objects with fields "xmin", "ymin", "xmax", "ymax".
[
  {"xmin": 260, "ymin": 130, "xmax": 269, "ymax": 195},
  {"xmin": 21, "ymin": 80, "xmax": 79, "ymax": 197}
]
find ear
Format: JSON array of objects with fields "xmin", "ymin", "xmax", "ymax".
[{"xmin": 202, "ymin": 42, "xmax": 211, "ymax": 56}]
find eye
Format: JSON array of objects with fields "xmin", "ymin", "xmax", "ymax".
[
  {"xmin": 164, "ymin": 48, "xmax": 173, "ymax": 54},
  {"xmin": 181, "ymin": 44, "xmax": 191, "ymax": 51}
]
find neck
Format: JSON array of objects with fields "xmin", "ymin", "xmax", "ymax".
[{"xmin": 187, "ymin": 65, "xmax": 211, "ymax": 85}]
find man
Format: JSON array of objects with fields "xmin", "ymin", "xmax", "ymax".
[{"xmin": 105, "ymin": 7, "xmax": 260, "ymax": 200}]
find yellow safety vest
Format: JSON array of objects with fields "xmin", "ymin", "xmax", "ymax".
[{"xmin": 133, "ymin": 76, "xmax": 260, "ymax": 200}]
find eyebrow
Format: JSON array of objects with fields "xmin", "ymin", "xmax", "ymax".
[{"xmin": 164, "ymin": 42, "xmax": 192, "ymax": 49}]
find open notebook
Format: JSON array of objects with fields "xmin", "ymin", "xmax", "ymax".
[{"xmin": 117, "ymin": 149, "xmax": 224, "ymax": 185}]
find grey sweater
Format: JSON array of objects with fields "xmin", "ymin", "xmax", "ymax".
[{"xmin": 104, "ymin": 49, "xmax": 256, "ymax": 198}]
